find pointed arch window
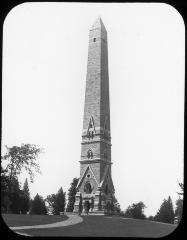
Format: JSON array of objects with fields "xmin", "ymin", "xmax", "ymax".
[
  {"xmin": 87, "ymin": 149, "xmax": 93, "ymax": 159},
  {"xmin": 84, "ymin": 181, "xmax": 92, "ymax": 194},
  {"xmin": 87, "ymin": 116, "xmax": 96, "ymax": 139}
]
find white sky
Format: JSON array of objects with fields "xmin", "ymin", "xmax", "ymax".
[{"xmin": 2, "ymin": 2, "xmax": 184, "ymax": 216}]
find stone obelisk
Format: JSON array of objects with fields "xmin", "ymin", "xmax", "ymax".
[{"xmin": 74, "ymin": 17, "xmax": 115, "ymax": 214}]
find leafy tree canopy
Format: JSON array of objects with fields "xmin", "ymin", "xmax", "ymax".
[
  {"xmin": 124, "ymin": 201, "xmax": 146, "ymax": 219},
  {"xmin": 177, "ymin": 182, "xmax": 184, "ymax": 197},
  {"xmin": 147, "ymin": 215, "xmax": 154, "ymax": 221},
  {"xmin": 45, "ymin": 194, "xmax": 56, "ymax": 207},
  {"xmin": 174, "ymin": 181, "xmax": 183, "ymax": 222},
  {"xmin": 19, "ymin": 178, "xmax": 30, "ymax": 214},
  {"xmin": 155, "ymin": 196, "xmax": 175, "ymax": 224},
  {"xmin": 45, "ymin": 187, "xmax": 66, "ymax": 215},
  {"xmin": 66, "ymin": 178, "xmax": 79, "ymax": 212},
  {"xmin": 54, "ymin": 187, "xmax": 66, "ymax": 214},
  {"xmin": 2, "ymin": 144, "xmax": 43, "ymax": 183},
  {"xmin": 23, "ymin": 178, "xmax": 30, "ymax": 198},
  {"xmin": 30, "ymin": 193, "xmax": 47, "ymax": 215},
  {"xmin": 1, "ymin": 144, "xmax": 41, "ymax": 214},
  {"xmin": 175, "ymin": 198, "xmax": 183, "ymax": 221}
]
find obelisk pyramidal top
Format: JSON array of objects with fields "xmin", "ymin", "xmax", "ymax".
[{"xmin": 74, "ymin": 17, "xmax": 115, "ymax": 214}]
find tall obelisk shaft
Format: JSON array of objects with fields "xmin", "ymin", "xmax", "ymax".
[
  {"xmin": 83, "ymin": 17, "xmax": 110, "ymax": 133},
  {"xmin": 74, "ymin": 18, "xmax": 114, "ymax": 214}
]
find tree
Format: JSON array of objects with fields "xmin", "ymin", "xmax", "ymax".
[
  {"xmin": 2, "ymin": 144, "xmax": 42, "ymax": 183},
  {"xmin": 177, "ymin": 182, "xmax": 184, "ymax": 196},
  {"xmin": 45, "ymin": 188, "xmax": 66, "ymax": 215},
  {"xmin": 147, "ymin": 215, "xmax": 154, "ymax": 221},
  {"xmin": 104, "ymin": 202, "xmax": 113, "ymax": 215},
  {"xmin": 30, "ymin": 194, "xmax": 47, "ymax": 215},
  {"xmin": 124, "ymin": 201, "xmax": 146, "ymax": 219},
  {"xmin": 20, "ymin": 178, "xmax": 30, "ymax": 214},
  {"xmin": 113, "ymin": 202, "xmax": 121, "ymax": 214},
  {"xmin": 155, "ymin": 196, "xmax": 175, "ymax": 224},
  {"xmin": 1, "ymin": 166, "xmax": 10, "ymax": 213},
  {"xmin": 9, "ymin": 177, "xmax": 22, "ymax": 214},
  {"xmin": 53, "ymin": 187, "xmax": 66, "ymax": 215},
  {"xmin": 66, "ymin": 178, "xmax": 79, "ymax": 212},
  {"xmin": 175, "ymin": 198, "xmax": 183, "ymax": 222},
  {"xmin": 23, "ymin": 178, "xmax": 30, "ymax": 197},
  {"xmin": 175, "ymin": 182, "xmax": 183, "ymax": 222},
  {"xmin": 1, "ymin": 170, "xmax": 31, "ymax": 214},
  {"xmin": 1, "ymin": 167, "xmax": 22, "ymax": 214},
  {"xmin": 1, "ymin": 144, "xmax": 42, "ymax": 213},
  {"xmin": 112, "ymin": 196, "xmax": 121, "ymax": 215},
  {"xmin": 45, "ymin": 194, "xmax": 56, "ymax": 214},
  {"xmin": 45, "ymin": 194, "xmax": 56, "ymax": 208}
]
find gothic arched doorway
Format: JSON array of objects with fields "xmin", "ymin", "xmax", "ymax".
[{"xmin": 84, "ymin": 200, "xmax": 90, "ymax": 214}]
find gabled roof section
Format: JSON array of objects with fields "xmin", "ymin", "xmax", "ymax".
[
  {"xmin": 99, "ymin": 165, "xmax": 115, "ymax": 192},
  {"xmin": 89, "ymin": 165, "xmax": 99, "ymax": 186},
  {"xmin": 99, "ymin": 165, "xmax": 109, "ymax": 188},
  {"xmin": 77, "ymin": 165, "xmax": 89, "ymax": 189},
  {"xmin": 77, "ymin": 164, "xmax": 99, "ymax": 189}
]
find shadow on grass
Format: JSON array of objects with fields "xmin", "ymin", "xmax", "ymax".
[
  {"xmin": 11, "ymin": 215, "xmax": 177, "ymax": 237},
  {"xmin": 1, "ymin": 213, "xmax": 68, "ymax": 227}
]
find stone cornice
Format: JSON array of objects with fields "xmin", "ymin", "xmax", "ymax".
[
  {"xmin": 79, "ymin": 158, "xmax": 112, "ymax": 165},
  {"xmin": 82, "ymin": 126, "xmax": 110, "ymax": 135},
  {"xmin": 81, "ymin": 139, "xmax": 112, "ymax": 146},
  {"xmin": 82, "ymin": 193, "xmax": 95, "ymax": 199}
]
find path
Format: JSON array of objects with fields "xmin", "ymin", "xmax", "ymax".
[{"xmin": 10, "ymin": 214, "xmax": 83, "ymax": 230}]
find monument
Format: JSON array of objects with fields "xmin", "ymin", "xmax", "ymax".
[{"xmin": 74, "ymin": 17, "xmax": 115, "ymax": 214}]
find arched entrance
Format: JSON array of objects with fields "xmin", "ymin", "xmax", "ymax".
[{"xmin": 84, "ymin": 200, "xmax": 90, "ymax": 214}]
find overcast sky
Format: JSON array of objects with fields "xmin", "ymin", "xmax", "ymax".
[{"xmin": 2, "ymin": 2, "xmax": 184, "ymax": 216}]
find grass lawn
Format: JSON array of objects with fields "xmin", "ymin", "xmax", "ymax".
[
  {"xmin": 2, "ymin": 214, "xmax": 68, "ymax": 227},
  {"xmin": 12, "ymin": 215, "xmax": 177, "ymax": 237}
]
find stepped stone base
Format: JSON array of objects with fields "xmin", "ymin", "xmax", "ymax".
[
  {"xmin": 66, "ymin": 212, "xmax": 78, "ymax": 215},
  {"xmin": 75, "ymin": 211, "xmax": 105, "ymax": 216},
  {"xmin": 73, "ymin": 206, "xmax": 105, "ymax": 215},
  {"xmin": 86, "ymin": 211, "xmax": 105, "ymax": 215}
]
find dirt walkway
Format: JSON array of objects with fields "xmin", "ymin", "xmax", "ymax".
[{"xmin": 10, "ymin": 214, "xmax": 83, "ymax": 230}]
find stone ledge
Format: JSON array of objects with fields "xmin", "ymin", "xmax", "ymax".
[
  {"xmin": 81, "ymin": 139, "xmax": 112, "ymax": 146},
  {"xmin": 81, "ymin": 211, "xmax": 105, "ymax": 216},
  {"xmin": 79, "ymin": 159, "xmax": 112, "ymax": 165}
]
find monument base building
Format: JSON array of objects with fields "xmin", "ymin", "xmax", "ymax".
[{"xmin": 73, "ymin": 17, "xmax": 115, "ymax": 214}]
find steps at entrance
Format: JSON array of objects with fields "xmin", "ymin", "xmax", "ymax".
[
  {"xmin": 81, "ymin": 211, "xmax": 105, "ymax": 216},
  {"xmin": 65, "ymin": 212, "xmax": 78, "ymax": 215}
]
